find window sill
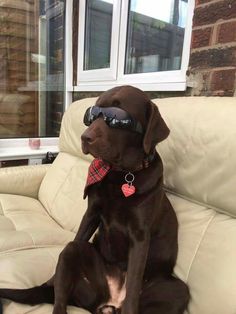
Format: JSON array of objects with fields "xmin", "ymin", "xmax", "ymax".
[
  {"xmin": 71, "ymin": 70, "xmax": 187, "ymax": 92},
  {"xmin": 0, "ymin": 145, "xmax": 59, "ymax": 161},
  {"xmin": 72, "ymin": 82, "xmax": 186, "ymax": 92},
  {"xmin": 0, "ymin": 138, "xmax": 59, "ymax": 161}
]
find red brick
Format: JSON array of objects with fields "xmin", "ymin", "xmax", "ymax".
[
  {"xmin": 0, "ymin": 8, "xmax": 34, "ymax": 25},
  {"xmin": 0, "ymin": 36, "xmax": 34, "ymax": 51},
  {"xmin": 211, "ymin": 90, "xmax": 234, "ymax": 96},
  {"xmin": 0, "ymin": 1, "xmax": 34, "ymax": 12},
  {"xmin": 197, "ymin": 0, "xmax": 216, "ymax": 5},
  {"xmin": 217, "ymin": 21, "xmax": 236, "ymax": 43},
  {"xmin": 210, "ymin": 69, "xmax": 236, "ymax": 92},
  {"xmin": 193, "ymin": 0, "xmax": 236, "ymax": 27},
  {"xmin": 191, "ymin": 27, "xmax": 212, "ymax": 48},
  {"xmin": 189, "ymin": 46, "xmax": 236, "ymax": 69},
  {"xmin": 0, "ymin": 49, "xmax": 27, "ymax": 62}
]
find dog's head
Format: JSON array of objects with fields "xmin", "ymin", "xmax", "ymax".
[{"xmin": 81, "ymin": 85, "xmax": 169, "ymax": 170}]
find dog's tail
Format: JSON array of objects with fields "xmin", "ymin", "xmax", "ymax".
[{"xmin": 0, "ymin": 283, "xmax": 54, "ymax": 306}]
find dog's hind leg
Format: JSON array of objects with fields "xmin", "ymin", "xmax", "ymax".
[
  {"xmin": 139, "ymin": 276, "xmax": 190, "ymax": 314},
  {"xmin": 53, "ymin": 241, "xmax": 110, "ymax": 314},
  {"xmin": 0, "ymin": 282, "xmax": 54, "ymax": 305}
]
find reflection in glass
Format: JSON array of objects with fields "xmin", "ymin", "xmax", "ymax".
[
  {"xmin": 0, "ymin": 0, "xmax": 65, "ymax": 138},
  {"xmin": 84, "ymin": 0, "xmax": 113, "ymax": 70},
  {"xmin": 125, "ymin": 0, "xmax": 188, "ymax": 74}
]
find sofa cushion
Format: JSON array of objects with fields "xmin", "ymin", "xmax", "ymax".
[
  {"xmin": 38, "ymin": 152, "xmax": 89, "ymax": 232},
  {"xmin": 169, "ymin": 192, "xmax": 236, "ymax": 314},
  {"xmin": 155, "ymin": 97, "xmax": 236, "ymax": 218},
  {"xmin": 0, "ymin": 165, "xmax": 50, "ymax": 199},
  {"xmin": 59, "ymin": 98, "xmax": 96, "ymax": 161},
  {"xmin": 0, "ymin": 194, "xmax": 74, "ymax": 252},
  {"xmin": 38, "ymin": 98, "xmax": 96, "ymax": 231},
  {"xmin": 3, "ymin": 302, "xmax": 90, "ymax": 314},
  {"xmin": 0, "ymin": 248, "xmax": 89, "ymax": 314}
]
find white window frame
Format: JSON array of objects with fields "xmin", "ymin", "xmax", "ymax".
[
  {"xmin": 74, "ymin": 0, "xmax": 194, "ymax": 91},
  {"xmin": 77, "ymin": 0, "xmax": 121, "ymax": 82}
]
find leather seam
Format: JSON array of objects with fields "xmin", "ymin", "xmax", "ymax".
[{"xmin": 185, "ymin": 212, "xmax": 216, "ymax": 282}]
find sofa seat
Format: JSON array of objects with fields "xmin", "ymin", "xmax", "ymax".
[
  {"xmin": 0, "ymin": 193, "xmax": 75, "ymax": 252},
  {"xmin": 0, "ymin": 248, "xmax": 90, "ymax": 314},
  {"xmin": 2, "ymin": 190, "xmax": 236, "ymax": 314},
  {"xmin": 0, "ymin": 193, "xmax": 86, "ymax": 313},
  {"xmin": 3, "ymin": 302, "xmax": 89, "ymax": 314}
]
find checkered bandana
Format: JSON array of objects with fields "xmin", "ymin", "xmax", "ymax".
[{"xmin": 84, "ymin": 158, "xmax": 111, "ymax": 199}]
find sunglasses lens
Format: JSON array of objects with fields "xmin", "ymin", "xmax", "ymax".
[
  {"xmin": 83, "ymin": 108, "xmax": 91, "ymax": 126},
  {"xmin": 104, "ymin": 107, "xmax": 129, "ymax": 120},
  {"xmin": 83, "ymin": 107, "xmax": 99, "ymax": 126},
  {"xmin": 83, "ymin": 106, "xmax": 143, "ymax": 134}
]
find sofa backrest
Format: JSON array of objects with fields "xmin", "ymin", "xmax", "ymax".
[
  {"xmin": 39, "ymin": 95, "xmax": 236, "ymax": 231},
  {"xmin": 59, "ymin": 98, "xmax": 97, "ymax": 161},
  {"xmin": 38, "ymin": 98, "xmax": 96, "ymax": 232},
  {"xmin": 155, "ymin": 96, "xmax": 236, "ymax": 217}
]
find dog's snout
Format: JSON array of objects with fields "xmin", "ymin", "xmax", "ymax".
[
  {"xmin": 81, "ymin": 126, "xmax": 99, "ymax": 143},
  {"xmin": 81, "ymin": 132, "xmax": 93, "ymax": 143}
]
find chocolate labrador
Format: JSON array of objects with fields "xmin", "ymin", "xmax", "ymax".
[{"xmin": 0, "ymin": 86, "xmax": 189, "ymax": 314}]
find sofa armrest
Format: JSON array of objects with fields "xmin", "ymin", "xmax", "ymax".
[{"xmin": 0, "ymin": 164, "xmax": 51, "ymax": 199}]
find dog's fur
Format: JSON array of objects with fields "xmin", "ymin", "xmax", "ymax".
[{"xmin": 0, "ymin": 86, "xmax": 189, "ymax": 314}]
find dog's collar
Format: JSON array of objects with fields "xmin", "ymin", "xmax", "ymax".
[
  {"xmin": 135, "ymin": 151, "xmax": 157, "ymax": 171},
  {"xmin": 83, "ymin": 152, "xmax": 156, "ymax": 199},
  {"xmin": 112, "ymin": 150, "xmax": 157, "ymax": 172}
]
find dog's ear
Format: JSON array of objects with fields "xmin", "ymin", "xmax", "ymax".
[{"xmin": 143, "ymin": 101, "xmax": 170, "ymax": 155}]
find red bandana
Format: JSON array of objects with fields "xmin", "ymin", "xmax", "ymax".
[{"xmin": 84, "ymin": 158, "xmax": 111, "ymax": 199}]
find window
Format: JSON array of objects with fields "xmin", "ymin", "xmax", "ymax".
[
  {"xmin": 84, "ymin": 0, "xmax": 113, "ymax": 70},
  {"xmin": 76, "ymin": 0, "xmax": 194, "ymax": 91},
  {"xmin": 125, "ymin": 0, "xmax": 188, "ymax": 74},
  {"xmin": 0, "ymin": 0, "xmax": 66, "ymax": 139},
  {"xmin": 78, "ymin": 0, "xmax": 121, "ymax": 81}
]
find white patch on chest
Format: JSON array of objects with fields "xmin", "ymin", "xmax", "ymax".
[
  {"xmin": 97, "ymin": 274, "xmax": 126, "ymax": 313},
  {"xmin": 106, "ymin": 274, "xmax": 126, "ymax": 308}
]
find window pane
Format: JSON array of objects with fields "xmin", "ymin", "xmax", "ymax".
[
  {"xmin": 125, "ymin": 0, "xmax": 188, "ymax": 74},
  {"xmin": 84, "ymin": 0, "xmax": 113, "ymax": 70},
  {"xmin": 0, "ymin": 0, "xmax": 65, "ymax": 138}
]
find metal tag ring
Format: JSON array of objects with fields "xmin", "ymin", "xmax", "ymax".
[{"xmin": 125, "ymin": 172, "xmax": 135, "ymax": 184}]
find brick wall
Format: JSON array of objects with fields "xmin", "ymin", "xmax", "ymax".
[{"xmin": 188, "ymin": 0, "xmax": 236, "ymax": 96}]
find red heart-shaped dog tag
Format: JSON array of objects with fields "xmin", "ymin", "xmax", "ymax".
[{"xmin": 121, "ymin": 183, "xmax": 136, "ymax": 197}]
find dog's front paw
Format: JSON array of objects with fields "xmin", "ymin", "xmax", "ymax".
[
  {"xmin": 52, "ymin": 304, "xmax": 68, "ymax": 314},
  {"xmin": 121, "ymin": 301, "xmax": 138, "ymax": 314}
]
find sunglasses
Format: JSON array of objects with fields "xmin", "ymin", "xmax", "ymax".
[{"xmin": 83, "ymin": 106, "xmax": 143, "ymax": 134}]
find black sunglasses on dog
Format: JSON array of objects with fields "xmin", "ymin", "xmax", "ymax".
[{"xmin": 83, "ymin": 106, "xmax": 143, "ymax": 134}]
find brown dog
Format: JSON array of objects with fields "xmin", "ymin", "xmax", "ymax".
[{"xmin": 0, "ymin": 86, "xmax": 189, "ymax": 314}]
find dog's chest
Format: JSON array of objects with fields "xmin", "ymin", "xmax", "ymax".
[
  {"xmin": 96, "ymin": 173, "xmax": 152, "ymax": 236},
  {"xmin": 98, "ymin": 183, "xmax": 135, "ymax": 227},
  {"xmin": 98, "ymin": 197, "xmax": 130, "ymax": 250},
  {"xmin": 94, "ymin": 184, "xmax": 134, "ymax": 264}
]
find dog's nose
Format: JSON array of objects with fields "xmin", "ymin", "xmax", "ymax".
[
  {"xmin": 81, "ymin": 128, "xmax": 97, "ymax": 143},
  {"xmin": 81, "ymin": 133, "xmax": 93, "ymax": 143}
]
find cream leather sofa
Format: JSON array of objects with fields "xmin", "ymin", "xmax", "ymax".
[{"xmin": 0, "ymin": 96, "xmax": 236, "ymax": 314}]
